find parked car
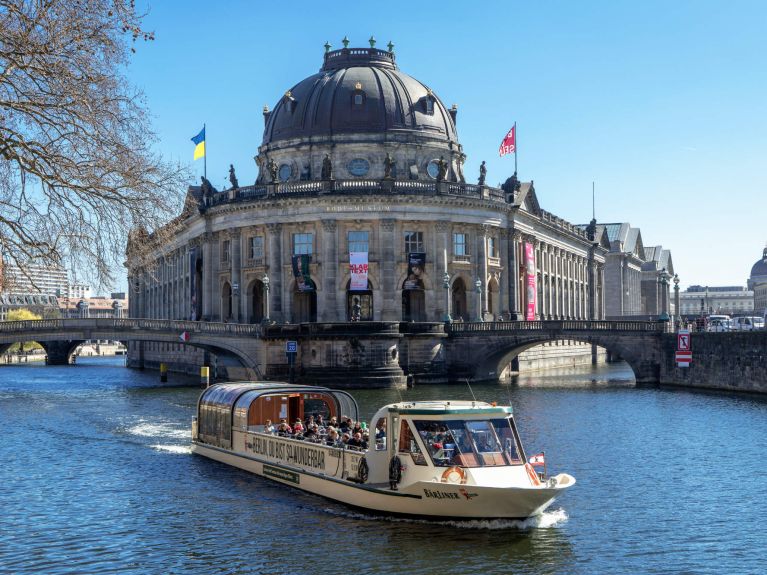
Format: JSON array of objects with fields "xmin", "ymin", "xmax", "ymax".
[
  {"xmin": 706, "ymin": 319, "xmax": 730, "ymax": 332},
  {"xmin": 731, "ymin": 316, "xmax": 763, "ymax": 331}
]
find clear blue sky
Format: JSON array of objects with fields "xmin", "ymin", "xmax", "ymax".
[{"xmin": 127, "ymin": 0, "xmax": 767, "ymax": 291}]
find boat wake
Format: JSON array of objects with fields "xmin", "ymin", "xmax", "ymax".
[
  {"xmin": 126, "ymin": 420, "xmax": 189, "ymax": 439},
  {"xmin": 150, "ymin": 444, "xmax": 191, "ymax": 454},
  {"xmin": 321, "ymin": 506, "xmax": 568, "ymax": 530}
]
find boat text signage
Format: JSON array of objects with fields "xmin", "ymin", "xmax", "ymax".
[{"xmin": 249, "ymin": 435, "xmax": 326, "ymax": 470}]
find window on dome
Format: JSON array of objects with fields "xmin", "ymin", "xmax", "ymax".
[
  {"xmin": 426, "ymin": 97, "xmax": 434, "ymax": 115},
  {"xmin": 354, "ymin": 93, "xmax": 364, "ymax": 106}
]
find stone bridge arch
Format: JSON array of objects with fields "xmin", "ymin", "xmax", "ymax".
[{"xmin": 445, "ymin": 323, "xmax": 664, "ymax": 384}]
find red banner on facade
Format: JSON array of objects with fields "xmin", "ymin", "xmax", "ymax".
[
  {"xmin": 525, "ymin": 242, "xmax": 536, "ymax": 321},
  {"xmin": 499, "ymin": 125, "xmax": 516, "ymax": 157}
]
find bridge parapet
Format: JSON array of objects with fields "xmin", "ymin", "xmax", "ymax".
[
  {"xmin": 447, "ymin": 320, "xmax": 664, "ymax": 334},
  {"xmin": 0, "ymin": 318, "xmax": 262, "ymax": 337}
]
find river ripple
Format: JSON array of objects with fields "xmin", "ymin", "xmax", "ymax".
[{"xmin": 1, "ymin": 358, "xmax": 765, "ymax": 574}]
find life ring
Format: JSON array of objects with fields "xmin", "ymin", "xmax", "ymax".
[
  {"xmin": 525, "ymin": 463, "xmax": 541, "ymax": 486},
  {"xmin": 441, "ymin": 466, "xmax": 467, "ymax": 484}
]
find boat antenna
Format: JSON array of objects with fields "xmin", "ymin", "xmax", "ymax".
[{"xmin": 464, "ymin": 378, "xmax": 477, "ymax": 402}]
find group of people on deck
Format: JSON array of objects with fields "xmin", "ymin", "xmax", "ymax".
[{"xmin": 261, "ymin": 414, "xmax": 374, "ymax": 451}]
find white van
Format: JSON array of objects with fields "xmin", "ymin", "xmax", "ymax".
[
  {"xmin": 731, "ymin": 316, "xmax": 762, "ymax": 331},
  {"xmin": 706, "ymin": 315, "xmax": 731, "ymax": 332}
]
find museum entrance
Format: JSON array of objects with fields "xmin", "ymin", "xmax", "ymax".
[
  {"xmin": 452, "ymin": 277, "xmax": 467, "ymax": 321},
  {"xmin": 293, "ymin": 280, "xmax": 317, "ymax": 323},
  {"xmin": 402, "ymin": 279, "xmax": 426, "ymax": 321},
  {"xmin": 346, "ymin": 280, "xmax": 373, "ymax": 321}
]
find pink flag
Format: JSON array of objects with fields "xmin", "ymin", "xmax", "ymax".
[{"xmin": 499, "ymin": 125, "xmax": 516, "ymax": 156}]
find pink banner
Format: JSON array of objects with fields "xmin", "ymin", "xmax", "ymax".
[
  {"xmin": 525, "ymin": 242, "xmax": 536, "ymax": 321},
  {"xmin": 349, "ymin": 252, "xmax": 369, "ymax": 291}
]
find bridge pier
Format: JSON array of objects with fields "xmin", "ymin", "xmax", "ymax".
[{"xmin": 44, "ymin": 341, "xmax": 76, "ymax": 365}]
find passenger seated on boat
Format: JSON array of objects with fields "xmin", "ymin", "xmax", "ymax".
[
  {"xmin": 302, "ymin": 424, "xmax": 319, "ymax": 441},
  {"xmin": 347, "ymin": 432, "xmax": 368, "ymax": 451},
  {"xmin": 326, "ymin": 428, "xmax": 341, "ymax": 446},
  {"xmin": 263, "ymin": 419, "xmax": 275, "ymax": 434},
  {"xmin": 328, "ymin": 416, "xmax": 339, "ymax": 428},
  {"xmin": 315, "ymin": 414, "xmax": 325, "ymax": 428},
  {"xmin": 293, "ymin": 420, "xmax": 305, "ymax": 434},
  {"xmin": 277, "ymin": 422, "xmax": 292, "ymax": 436}
]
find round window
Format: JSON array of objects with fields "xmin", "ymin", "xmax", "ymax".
[
  {"xmin": 426, "ymin": 159, "xmax": 440, "ymax": 179},
  {"xmin": 347, "ymin": 158, "xmax": 370, "ymax": 177},
  {"xmin": 278, "ymin": 163, "xmax": 293, "ymax": 182}
]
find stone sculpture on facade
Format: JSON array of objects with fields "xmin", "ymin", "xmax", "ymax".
[
  {"xmin": 268, "ymin": 158, "xmax": 278, "ymax": 183},
  {"xmin": 228, "ymin": 164, "xmax": 239, "ymax": 189},
  {"xmin": 383, "ymin": 153, "xmax": 395, "ymax": 179},
  {"xmin": 321, "ymin": 154, "xmax": 333, "ymax": 180},
  {"xmin": 436, "ymin": 156, "xmax": 448, "ymax": 182},
  {"xmin": 478, "ymin": 160, "xmax": 487, "ymax": 186}
]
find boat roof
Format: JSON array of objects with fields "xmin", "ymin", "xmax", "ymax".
[{"xmin": 382, "ymin": 400, "xmax": 513, "ymax": 417}]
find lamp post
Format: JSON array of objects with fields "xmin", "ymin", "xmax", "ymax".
[
  {"xmin": 443, "ymin": 271, "xmax": 452, "ymax": 323},
  {"xmin": 262, "ymin": 273, "xmax": 270, "ymax": 324},
  {"xmin": 673, "ymin": 273, "xmax": 680, "ymax": 328},
  {"xmin": 475, "ymin": 277, "xmax": 483, "ymax": 322}
]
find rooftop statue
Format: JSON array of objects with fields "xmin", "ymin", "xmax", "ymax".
[
  {"xmin": 321, "ymin": 154, "xmax": 333, "ymax": 180},
  {"xmin": 436, "ymin": 157, "xmax": 447, "ymax": 182},
  {"xmin": 229, "ymin": 164, "xmax": 239, "ymax": 189},
  {"xmin": 478, "ymin": 160, "xmax": 487, "ymax": 186},
  {"xmin": 268, "ymin": 158, "xmax": 278, "ymax": 183},
  {"xmin": 384, "ymin": 153, "xmax": 395, "ymax": 179}
]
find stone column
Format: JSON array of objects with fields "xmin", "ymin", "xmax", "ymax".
[
  {"xmin": 231, "ymin": 232, "xmax": 242, "ymax": 322},
  {"xmin": 321, "ymin": 219, "xmax": 338, "ymax": 321},
  {"xmin": 509, "ymin": 231, "xmax": 521, "ymax": 319},
  {"xmin": 436, "ymin": 221, "xmax": 450, "ymax": 320},
  {"xmin": 380, "ymin": 219, "xmax": 397, "ymax": 320},
  {"xmin": 480, "ymin": 224, "xmax": 489, "ymax": 316},
  {"xmin": 499, "ymin": 229, "xmax": 510, "ymax": 318},
  {"xmin": 202, "ymin": 232, "xmax": 213, "ymax": 320},
  {"xmin": 267, "ymin": 223, "xmax": 283, "ymax": 322}
]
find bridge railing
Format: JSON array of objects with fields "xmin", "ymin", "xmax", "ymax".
[
  {"xmin": 0, "ymin": 318, "xmax": 263, "ymax": 337},
  {"xmin": 447, "ymin": 320, "xmax": 665, "ymax": 334}
]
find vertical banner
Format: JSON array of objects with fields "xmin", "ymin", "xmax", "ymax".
[
  {"xmin": 291, "ymin": 254, "xmax": 314, "ymax": 291},
  {"xmin": 405, "ymin": 252, "xmax": 426, "ymax": 290},
  {"xmin": 349, "ymin": 252, "xmax": 369, "ymax": 291},
  {"xmin": 189, "ymin": 247, "xmax": 197, "ymax": 320},
  {"xmin": 525, "ymin": 242, "xmax": 536, "ymax": 321}
]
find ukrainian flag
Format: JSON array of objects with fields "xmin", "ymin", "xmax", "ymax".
[{"xmin": 191, "ymin": 127, "xmax": 205, "ymax": 160}]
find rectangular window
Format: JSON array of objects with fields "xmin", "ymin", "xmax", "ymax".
[
  {"xmin": 404, "ymin": 231, "xmax": 424, "ymax": 253},
  {"xmin": 221, "ymin": 239, "xmax": 230, "ymax": 262},
  {"xmin": 487, "ymin": 237, "xmax": 497, "ymax": 258},
  {"xmin": 453, "ymin": 233, "xmax": 467, "ymax": 256},
  {"xmin": 293, "ymin": 233, "xmax": 313, "ymax": 255},
  {"xmin": 249, "ymin": 236, "xmax": 264, "ymax": 261},
  {"xmin": 348, "ymin": 230, "xmax": 369, "ymax": 253}
]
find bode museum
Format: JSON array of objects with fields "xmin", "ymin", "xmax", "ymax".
[{"xmin": 126, "ymin": 43, "xmax": 611, "ymax": 380}]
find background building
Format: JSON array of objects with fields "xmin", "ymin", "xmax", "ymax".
[
  {"xmin": 1, "ymin": 261, "xmax": 69, "ymax": 297},
  {"xmin": 679, "ymin": 285, "xmax": 753, "ymax": 317},
  {"xmin": 748, "ymin": 246, "xmax": 767, "ymax": 316}
]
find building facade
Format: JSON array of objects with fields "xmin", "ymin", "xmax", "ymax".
[
  {"xmin": 126, "ymin": 45, "xmax": 609, "ymax": 372},
  {"xmin": 679, "ymin": 285, "xmax": 753, "ymax": 317},
  {"xmin": 748, "ymin": 246, "xmax": 767, "ymax": 317}
]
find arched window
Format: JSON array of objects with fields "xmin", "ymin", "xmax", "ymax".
[{"xmin": 347, "ymin": 280, "xmax": 373, "ymax": 321}]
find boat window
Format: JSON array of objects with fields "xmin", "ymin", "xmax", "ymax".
[
  {"xmin": 413, "ymin": 418, "xmax": 524, "ymax": 467},
  {"xmin": 374, "ymin": 417, "xmax": 387, "ymax": 451},
  {"xmin": 398, "ymin": 420, "xmax": 427, "ymax": 465}
]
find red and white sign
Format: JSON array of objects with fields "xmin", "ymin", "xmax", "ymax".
[
  {"xmin": 676, "ymin": 350, "xmax": 692, "ymax": 367},
  {"xmin": 677, "ymin": 329, "xmax": 691, "ymax": 351},
  {"xmin": 349, "ymin": 251, "xmax": 369, "ymax": 291},
  {"xmin": 528, "ymin": 452, "xmax": 546, "ymax": 466},
  {"xmin": 499, "ymin": 125, "xmax": 516, "ymax": 157},
  {"xmin": 525, "ymin": 242, "xmax": 536, "ymax": 321},
  {"xmin": 179, "ymin": 331, "xmax": 191, "ymax": 342}
]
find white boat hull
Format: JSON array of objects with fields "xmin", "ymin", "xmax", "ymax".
[{"xmin": 191, "ymin": 440, "xmax": 572, "ymax": 520}]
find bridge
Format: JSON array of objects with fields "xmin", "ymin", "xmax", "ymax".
[{"xmin": 0, "ymin": 318, "xmax": 764, "ymax": 392}]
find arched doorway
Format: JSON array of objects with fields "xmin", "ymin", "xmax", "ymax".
[
  {"xmin": 488, "ymin": 277, "xmax": 500, "ymax": 320},
  {"xmin": 347, "ymin": 280, "xmax": 373, "ymax": 321},
  {"xmin": 293, "ymin": 279, "xmax": 317, "ymax": 323},
  {"xmin": 221, "ymin": 282, "xmax": 232, "ymax": 321},
  {"xmin": 402, "ymin": 279, "xmax": 426, "ymax": 321},
  {"xmin": 248, "ymin": 280, "xmax": 264, "ymax": 323},
  {"xmin": 452, "ymin": 277, "xmax": 467, "ymax": 321}
]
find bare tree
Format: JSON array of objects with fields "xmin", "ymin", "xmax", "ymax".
[{"xmin": 0, "ymin": 0, "xmax": 187, "ymax": 290}]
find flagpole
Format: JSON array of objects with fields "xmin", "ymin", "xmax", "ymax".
[
  {"xmin": 514, "ymin": 121, "xmax": 518, "ymax": 174},
  {"xmin": 203, "ymin": 122, "xmax": 207, "ymax": 180}
]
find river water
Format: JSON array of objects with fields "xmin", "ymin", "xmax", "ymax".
[{"xmin": 1, "ymin": 357, "xmax": 766, "ymax": 575}]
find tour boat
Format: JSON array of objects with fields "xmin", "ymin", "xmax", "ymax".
[{"xmin": 190, "ymin": 382, "xmax": 575, "ymax": 520}]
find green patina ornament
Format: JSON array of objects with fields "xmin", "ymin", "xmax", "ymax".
[{"xmin": 342, "ymin": 35, "xmax": 350, "ymax": 48}]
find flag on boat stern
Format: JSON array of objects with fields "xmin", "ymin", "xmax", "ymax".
[
  {"xmin": 528, "ymin": 452, "xmax": 545, "ymax": 466},
  {"xmin": 498, "ymin": 125, "xmax": 516, "ymax": 156},
  {"xmin": 191, "ymin": 127, "xmax": 206, "ymax": 160}
]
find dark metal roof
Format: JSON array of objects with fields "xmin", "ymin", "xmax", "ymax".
[{"xmin": 262, "ymin": 48, "xmax": 458, "ymax": 147}]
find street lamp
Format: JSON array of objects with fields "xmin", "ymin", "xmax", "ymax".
[
  {"xmin": 262, "ymin": 273, "xmax": 270, "ymax": 324},
  {"xmin": 443, "ymin": 271, "xmax": 452, "ymax": 323},
  {"xmin": 673, "ymin": 274, "xmax": 680, "ymax": 327},
  {"xmin": 475, "ymin": 277, "xmax": 483, "ymax": 322}
]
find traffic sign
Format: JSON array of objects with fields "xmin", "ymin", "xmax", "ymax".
[
  {"xmin": 286, "ymin": 341, "xmax": 298, "ymax": 354},
  {"xmin": 677, "ymin": 330, "xmax": 691, "ymax": 351},
  {"xmin": 179, "ymin": 331, "xmax": 191, "ymax": 342},
  {"xmin": 675, "ymin": 350, "xmax": 692, "ymax": 367}
]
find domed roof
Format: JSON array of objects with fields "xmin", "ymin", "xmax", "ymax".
[
  {"xmin": 261, "ymin": 47, "xmax": 459, "ymax": 148},
  {"xmin": 750, "ymin": 247, "xmax": 767, "ymax": 279}
]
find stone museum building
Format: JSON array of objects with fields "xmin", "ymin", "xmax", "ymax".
[{"xmin": 126, "ymin": 43, "xmax": 610, "ymax": 375}]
